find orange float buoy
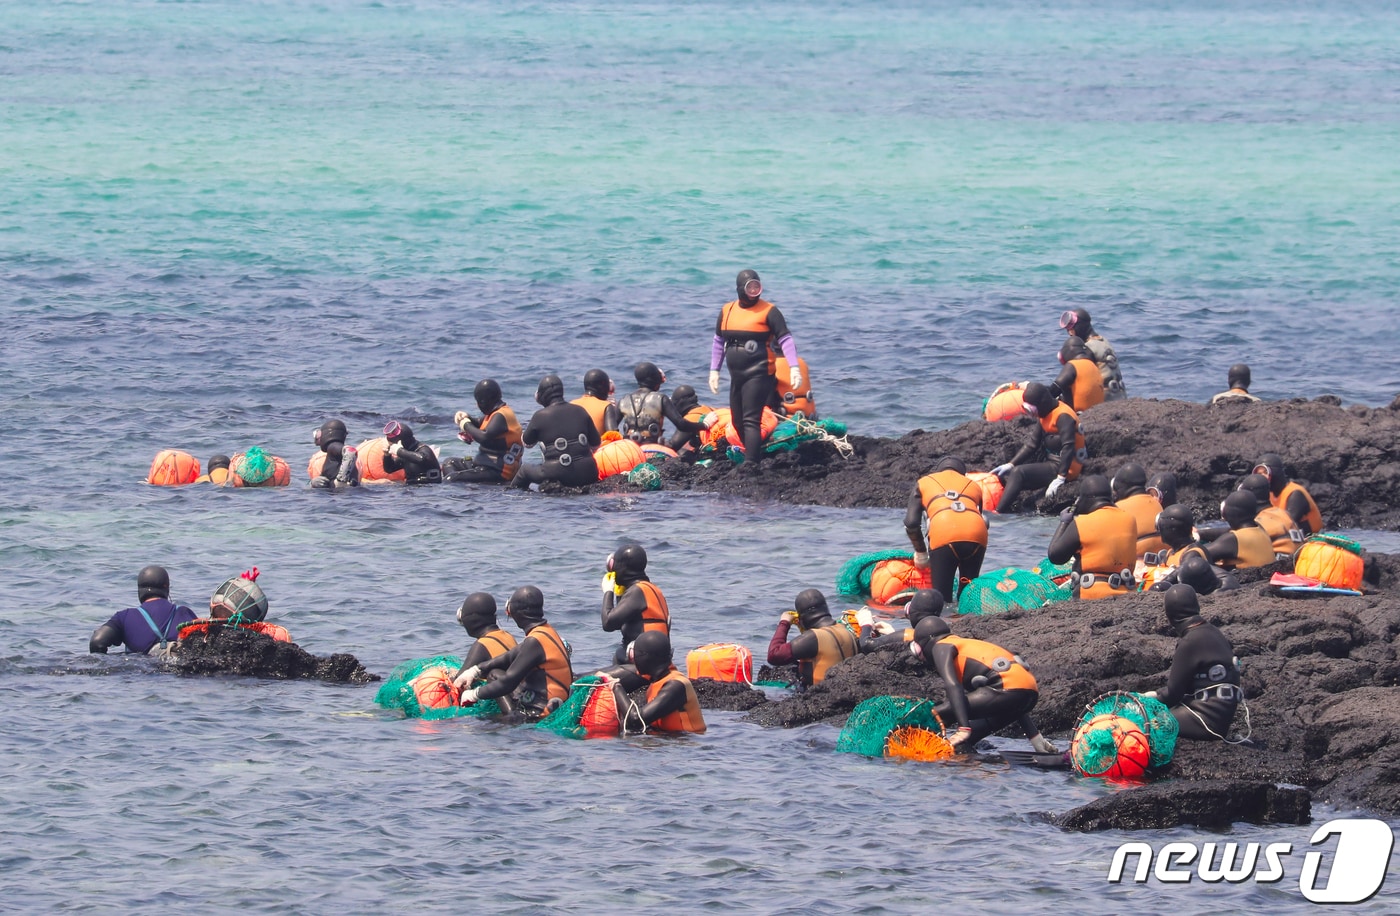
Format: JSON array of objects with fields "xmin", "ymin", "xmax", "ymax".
[
  {"xmin": 1070, "ymin": 713, "xmax": 1151, "ymax": 781},
  {"xmin": 355, "ymin": 437, "xmax": 407, "ymax": 483},
  {"xmin": 1292, "ymin": 537, "xmax": 1364, "ymax": 591},
  {"xmin": 641, "ymin": 443, "xmax": 678, "ymax": 462},
  {"xmin": 307, "ymin": 451, "xmax": 326, "ymax": 480},
  {"xmin": 869, "ymin": 558, "xmax": 932, "ymax": 609},
  {"xmin": 724, "ymin": 407, "xmax": 780, "ymax": 450},
  {"xmin": 577, "ymin": 680, "xmax": 621, "ymax": 738},
  {"xmin": 685, "ymin": 643, "xmax": 754, "ymax": 684},
  {"xmin": 409, "ymin": 668, "xmax": 460, "ymax": 712},
  {"xmin": 230, "ymin": 450, "xmax": 291, "ymax": 488},
  {"xmin": 594, "ymin": 438, "xmax": 645, "ymax": 479},
  {"xmin": 983, "ymin": 382, "xmax": 1025, "ymax": 422},
  {"xmin": 147, "ymin": 449, "xmax": 201, "ymax": 486},
  {"xmin": 967, "ymin": 471, "xmax": 1003, "ymax": 513}
]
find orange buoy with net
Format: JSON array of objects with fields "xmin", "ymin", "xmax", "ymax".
[
  {"xmin": 869, "ymin": 558, "xmax": 932, "ymax": 609},
  {"xmin": 724, "ymin": 407, "xmax": 780, "ymax": 450},
  {"xmin": 355, "ymin": 437, "xmax": 407, "ymax": 483},
  {"xmin": 700, "ymin": 408, "xmax": 733, "ymax": 450},
  {"xmin": 1292, "ymin": 536, "xmax": 1364, "ymax": 591},
  {"xmin": 641, "ymin": 443, "xmax": 678, "ymax": 462},
  {"xmin": 885, "ymin": 725, "xmax": 956, "ymax": 762},
  {"xmin": 685, "ymin": 643, "xmax": 754, "ymax": 684},
  {"xmin": 968, "ymin": 471, "xmax": 1003, "ymax": 513},
  {"xmin": 1071, "ymin": 713, "xmax": 1151, "ymax": 781},
  {"xmin": 595, "ymin": 438, "xmax": 645, "ymax": 479},
  {"xmin": 577, "ymin": 680, "xmax": 621, "ymax": 738},
  {"xmin": 230, "ymin": 450, "xmax": 291, "ymax": 488},
  {"xmin": 409, "ymin": 667, "xmax": 460, "ymax": 711},
  {"xmin": 983, "ymin": 382, "xmax": 1025, "ymax": 422},
  {"xmin": 148, "ymin": 449, "xmax": 201, "ymax": 486}
]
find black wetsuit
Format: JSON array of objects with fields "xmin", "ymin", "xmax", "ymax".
[
  {"xmin": 311, "ymin": 439, "xmax": 359, "ymax": 489},
  {"xmin": 609, "ymin": 664, "xmax": 694, "ymax": 731},
  {"xmin": 1159, "ymin": 619, "xmax": 1240, "ymax": 741},
  {"xmin": 512, "ymin": 400, "xmax": 601, "ymax": 489},
  {"xmin": 382, "ymin": 440, "xmax": 442, "ymax": 483},
  {"xmin": 998, "ymin": 410, "xmax": 1080, "ymax": 510},
  {"xmin": 445, "ymin": 408, "xmax": 522, "ymax": 484},
  {"xmin": 618, "ymin": 387, "xmax": 701, "ymax": 446},
  {"xmin": 912, "ymin": 619, "xmax": 1041, "ymax": 744},
  {"xmin": 472, "ymin": 623, "xmax": 570, "ymax": 713},
  {"xmin": 714, "ymin": 299, "xmax": 796, "ymax": 461}
]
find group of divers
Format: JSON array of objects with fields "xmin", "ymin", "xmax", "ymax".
[{"xmin": 113, "ymin": 272, "xmax": 1322, "ymax": 752}]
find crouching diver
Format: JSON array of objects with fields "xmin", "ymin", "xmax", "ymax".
[
  {"xmin": 1047, "ymin": 474, "xmax": 1138, "ymax": 599},
  {"xmin": 382, "ymin": 421, "xmax": 442, "ymax": 483},
  {"xmin": 310, "ymin": 419, "xmax": 360, "ymax": 489},
  {"xmin": 859, "ymin": 588, "xmax": 946, "ymax": 652},
  {"xmin": 600, "ymin": 544, "xmax": 670, "ymax": 665},
  {"xmin": 1144, "ymin": 585, "xmax": 1243, "ymax": 741},
  {"xmin": 90, "ymin": 565, "xmax": 198, "ymax": 655},
  {"xmin": 450, "ymin": 591, "xmax": 519, "ymax": 717},
  {"xmin": 767, "ymin": 589, "xmax": 858, "ymax": 688},
  {"xmin": 666, "ymin": 384, "xmax": 714, "ymax": 457},
  {"xmin": 511, "ymin": 374, "xmax": 601, "ymax": 489},
  {"xmin": 904, "ymin": 456, "xmax": 988, "ymax": 604},
  {"xmin": 1145, "ymin": 504, "xmax": 1214, "ymax": 592},
  {"xmin": 1254, "ymin": 453, "xmax": 1324, "ymax": 536},
  {"xmin": 907, "ymin": 615, "xmax": 1055, "ymax": 754},
  {"xmin": 447, "ymin": 379, "xmax": 524, "ymax": 483},
  {"xmin": 1111, "ymin": 462, "xmax": 1165, "ymax": 558},
  {"xmin": 600, "ymin": 631, "xmax": 706, "ymax": 734},
  {"xmin": 991, "ymin": 381, "xmax": 1085, "ymax": 512},
  {"xmin": 458, "ymin": 586, "xmax": 574, "ymax": 716}
]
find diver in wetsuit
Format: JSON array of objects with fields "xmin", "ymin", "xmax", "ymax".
[
  {"xmin": 1144, "ymin": 585, "xmax": 1242, "ymax": 741},
  {"xmin": 1204, "ymin": 490, "xmax": 1275, "ymax": 571},
  {"xmin": 907, "ymin": 616, "xmax": 1056, "ymax": 754},
  {"xmin": 618, "ymin": 362, "xmax": 702, "ymax": 446},
  {"xmin": 571, "ymin": 369, "xmax": 622, "ymax": 438},
  {"xmin": 1051, "ymin": 335, "xmax": 1105, "ymax": 413},
  {"xmin": 766, "ymin": 589, "xmax": 858, "ymax": 688},
  {"xmin": 601, "ymin": 631, "xmax": 706, "ymax": 734},
  {"xmin": 1047, "ymin": 475, "xmax": 1138, "ymax": 599},
  {"xmin": 511, "ymin": 374, "xmax": 601, "ymax": 490},
  {"xmin": 1210, "ymin": 364, "xmax": 1260, "ymax": 404},
  {"xmin": 310, "ymin": 419, "xmax": 360, "ymax": 489},
  {"xmin": 904, "ymin": 456, "xmax": 988, "ymax": 604},
  {"xmin": 1253, "ymin": 453, "xmax": 1324, "ymax": 536},
  {"xmin": 89, "ymin": 565, "xmax": 198, "ymax": 655},
  {"xmin": 1147, "ymin": 471, "xmax": 1178, "ymax": 508},
  {"xmin": 1112, "ymin": 462, "xmax": 1165, "ymax": 558},
  {"xmin": 666, "ymin": 385, "xmax": 713, "ymax": 457},
  {"xmin": 446, "ymin": 379, "xmax": 525, "ymax": 484},
  {"xmin": 1238, "ymin": 473, "xmax": 1304, "ymax": 557},
  {"xmin": 600, "ymin": 544, "xmax": 671, "ymax": 665},
  {"xmin": 1060, "ymin": 306, "xmax": 1126, "ymax": 399},
  {"xmin": 381, "ymin": 421, "xmax": 441, "ymax": 483},
  {"xmin": 709, "ymin": 270, "xmax": 802, "ymax": 462},
  {"xmin": 858, "ymin": 587, "xmax": 945, "ymax": 653},
  {"xmin": 451, "ymin": 592, "xmax": 518, "ymax": 678},
  {"xmin": 459, "ymin": 586, "xmax": 574, "ymax": 716},
  {"xmin": 991, "ymin": 382, "xmax": 1085, "ymax": 512},
  {"xmin": 195, "ymin": 454, "xmax": 232, "ymax": 485}
]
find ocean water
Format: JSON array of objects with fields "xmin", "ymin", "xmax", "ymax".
[{"xmin": 3, "ymin": 0, "xmax": 1399, "ymax": 910}]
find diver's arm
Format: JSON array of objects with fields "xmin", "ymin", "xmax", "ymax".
[{"xmin": 472, "ymin": 639, "xmax": 546, "ymax": 701}]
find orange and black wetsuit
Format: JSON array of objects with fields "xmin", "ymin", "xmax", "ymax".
[
  {"xmin": 1116, "ymin": 492, "xmax": 1167, "ymax": 557},
  {"xmin": 601, "ymin": 580, "xmax": 671, "ymax": 665},
  {"xmin": 1052, "ymin": 358, "xmax": 1105, "ymax": 412},
  {"xmin": 998, "ymin": 403, "xmax": 1085, "ymax": 510},
  {"xmin": 448, "ymin": 406, "xmax": 525, "ymax": 483},
  {"xmin": 712, "ymin": 297, "xmax": 799, "ymax": 460},
  {"xmin": 1205, "ymin": 524, "xmax": 1276, "ymax": 570},
  {"xmin": 767, "ymin": 618, "xmax": 858, "ymax": 688},
  {"xmin": 911, "ymin": 623, "xmax": 1041, "ymax": 744},
  {"xmin": 905, "ymin": 469, "xmax": 988, "ymax": 602},
  {"xmin": 472, "ymin": 622, "xmax": 575, "ymax": 712},
  {"xmin": 1255, "ymin": 505, "xmax": 1304, "ymax": 557},
  {"xmin": 1048, "ymin": 505, "xmax": 1138, "ymax": 599},
  {"xmin": 1275, "ymin": 482, "xmax": 1324, "ymax": 537},
  {"xmin": 458, "ymin": 627, "xmax": 518, "ymax": 672},
  {"xmin": 571, "ymin": 394, "xmax": 621, "ymax": 437}
]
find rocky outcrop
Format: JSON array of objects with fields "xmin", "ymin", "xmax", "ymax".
[
  {"xmin": 1054, "ymin": 780, "xmax": 1312, "ymax": 831},
  {"xmin": 168, "ymin": 625, "xmax": 377, "ymax": 685}
]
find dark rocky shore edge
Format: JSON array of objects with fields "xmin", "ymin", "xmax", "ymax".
[{"xmin": 670, "ymin": 397, "xmax": 1400, "ymax": 829}]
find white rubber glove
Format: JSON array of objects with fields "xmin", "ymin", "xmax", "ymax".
[
  {"xmin": 855, "ymin": 607, "xmax": 874, "ymax": 628},
  {"xmin": 874, "ymin": 621, "xmax": 895, "ymax": 635},
  {"xmin": 1141, "ymin": 690, "xmax": 1159, "ymax": 700},
  {"xmin": 600, "ymin": 572, "xmax": 617, "ymax": 593},
  {"xmin": 991, "ymin": 463, "xmax": 1014, "ymax": 478},
  {"xmin": 454, "ymin": 410, "xmax": 471, "ymax": 429},
  {"xmin": 387, "ymin": 443, "xmax": 405, "ymax": 459},
  {"xmin": 1045, "ymin": 475, "xmax": 1066, "ymax": 498},
  {"xmin": 789, "ymin": 366, "xmax": 802, "ymax": 390},
  {"xmin": 708, "ymin": 370, "xmax": 721, "ymax": 395},
  {"xmin": 948, "ymin": 727, "xmax": 974, "ymax": 749},
  {"xmin": 701, "ymin": 411, "xmax": 720, "ymax": 429},
  {"xmin": 1029, "ymin": 733, "xmax": 1058, "ymax": 754},
  {"xmin": 452, "ymin": 665, "xmax": 481, "ymax": 689},
  {"xmin": 913, "ymin": 551, "xmax": 931, "ymax": 569},
  {"xmin": 459, "ymin": 687, "xmax": 481, "ymax": 705},
  {"xmin": 780, "ymin": 610, "xmax": 798, "ymax": 625}
]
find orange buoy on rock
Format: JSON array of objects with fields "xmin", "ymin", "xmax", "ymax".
[
  {"xmin": 1292, "ymin": 535, "xmax": 1364, "ymax": 591},
  {"xmin": 724, "ymin": 407, "xmax": 780, "ymax": 451},
  {"xmin": 686, "ymin": 643, "xmax": 754, "ymax": 684},
  {"xmin": 148, "ymin": 449, "xmax": 201, "ymax": 486},
  {"xmin": 983, "ymin": 382, "xmax": 1025, "ymax": 423},
  {"xmin": 595, "ymin": 438, "xmax": 646, "ymax": 479}
]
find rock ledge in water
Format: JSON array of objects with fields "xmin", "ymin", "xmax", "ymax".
[
  {"xmin": 1054, "ymin": 780, "xmax": 1311, "ymax": 832},
  {"xmin": 168, "ymin": 626, "xmax": 378, "ymax": 685}
]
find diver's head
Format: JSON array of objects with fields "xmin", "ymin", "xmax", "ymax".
[
  {"xmin": 383, "ymin": 420, "xmax": 416, "ymax": 449},
  {"xmin": 934, "ymin": 455, "xmax": 967, "ymax": 475},
  {"xmin": 1021, "ymin": 381, "xmax": 1056, "ymax": 418},
  {"xmin": 1221, "ymin": 490, "xmax": 1259, "ymax": 529},
  {"xmin": 609, "ymin": 543, "xmax": 649, "ymax": 587},
  {"xmin": 206, "ymin": 454, "xmax": 231, "ymax": 473},
  {"xmin": 1237, "ymin": 473, "xmax": 1272, "ymax": 508},
  {"xmin": 456, "ymin": 592, "xmax": 499, "ymax": 638},
  {"xmin": 1164, "ymin": 583, "xmax": 1204, "ymax": 635},
  {"xmin": 314, "ymin": 419, "xmax": 347, "ymax": 450},
  {"xmin": 1156, "ymin": 504, "xmax": 1196, "ymax": 549},
  {"xmin": 583, "ymin": 368, "xmax": 613, "ymax": 400},
  {"xmin": 911, "ymin": 615, "xmax": 952, "ymax": 648},
  {"xmin": 1147, "ymin": 471, "xmax": 1178, "ymax": 507},
  {"xmin": 535, "ymin": 374, "xmax": 565, "ymax": 407},
  {"xmin": 1058, "ymin": 335, "xmax": 1089, "ymax": 365},
  {"xmin": 633, "ymin": 362, "xmax": 665, "ymax": 391},
  {"xmin": 794, "ymin": 588, "xmax": 832, "ymax": 629},
  {"xmin": 505, "ymin": 585, "xmax": 545, "ymax": 631},
  {"xmin": 1075, "ymin": 474, "xmax": 1114, "ymax": 515},
  {"xmin": 631, "ymin": 630, "xmax": 674, "ymax": 681},
  {"xmin": 736, "ymin": 269, "xmax": 762, "ymax": 305},
  {"xmin": 1228, "ymin": 363, "xmax": 1252, "ymax": 391},
  {"xmin": 671, "ymin": 385, "xmax": 700, "ymax": 416},
  {"xmin": 474, "ymin": 378, "xmax": 504, "ymax": 415},
  {"xmin": 1111, "ymin": 462, "xmax": 1148, "ymax": 501},
  {"xmin": 1060, "ymin": 306, "xmax": 1094, "ymax": 340},
  {"xmin": 1253, "ymin": 453, "xmax": 1288, "ymax": 494},
  {"xmin": 905, "ymin": 589, "xmax": 945, "ymax": 627},
  {"xmin": 137, "ymin": 565, "xmax": 170, "ymax": 603}
]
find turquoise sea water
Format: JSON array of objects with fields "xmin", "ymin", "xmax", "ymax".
[{"xmin": 3, "ymin": 1, "xmax": 1399, "ymax": 910}]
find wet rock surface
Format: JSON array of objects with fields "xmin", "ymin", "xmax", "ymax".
[
  {"xmin": 168, "ymin": 626, "xmax": 378, "ymax": 685},
  {"xmin": 655, "ymin": 397, "xmax": 1400, "ymax": 528},
  {"xmin": 724, "ymin": 557, "xmax": 1400, "ymax": 819},
  {"xmin": 1054, "ymin": 780, "xmax": 1312, "ymax": 831}
]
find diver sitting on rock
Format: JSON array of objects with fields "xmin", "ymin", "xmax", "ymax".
[
  {"xmin": 1047, "ymin": 475, "xmax": 1138, "ymax": 600},
  {"xmin": 1205, "ymin": 490, "xmax": 1276, "ymax": 571},
  {"xmin": 1238, "ymin": 473, "xmax": 1305, "ymax": 558},
  {"xmin": 1051, "ymin": 335, "xmax": 1105, "ymax": 413},
  {"xmin": 459, "ymin": 586, "xmax": 574, "ymax": 716},
  {"xmin": 990, "ymin": 381, "xmax": 1085, "ymax": 512},
  {"xmin": 767, "ymin": 589, "xmax": 859, "ymax": 688},
  {"xmin": 446, "ymin": 379, "xmax": 525, "ymax": 484},
  {"xmin": 599, "ymin": 631, "xmax": 706, "ymax": 734},
  {"xmin": 1111, "ymin": 462, "xmax": 1166, "ymax": 559},
  {"xmin": 618, "ymin": 362, "xmax": 702, "ymax": 446},
  {"xmin": 511, "ymin": 374, "xmax": 601, "ymax": 489},
  {"xmin": 600, "ymin": 544, "xmax": 670, "ymax": 665},
  {"xmin": 1143, "ymin": 585, "xmax": 1242, "ymax": 741},
  {"xmin": 907, "ymin": 616, "xmax": 1056, "ymax": 754},
  {"xmin": 1254, "ymin": 453, "xmax": 1324, "ymax": 537},
  {"xmin": 90, "ymin": 565, "xmax": 198, "ymax": 656},
  {"xmin": 570, "ymin": 368, "xmax": 622, "ymax": 438},
  {"xmin": 666, "ymin": 384, "xmax": 715, "ymax": 458}
]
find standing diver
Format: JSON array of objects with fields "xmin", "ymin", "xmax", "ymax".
[
  {"xmin": 309, "ymin": 419, "xmax": 360, "ymax": 489},
  {"xmin": 709, "ymin": 270, "xmax": 802, "ymax": 462},
  {"xmin": 600, "ymin": 631, "xmax": 707, "ymax": 735},
  {"xmin": 89, "ymin": 565, "xmax": 197, "ymax": 655},
  {"xmin": 1059, "ymin": 306, "xmax": 1126, "ymax": 399},
  {"xmin": 570, "ymin": 369, "xmax": 622, "ymax": 437},
  {"xmin": 1253, "ymin": 453, "xmax": 1324, "ymax": 536},
  {"xmin": 990, "ymin": 381, "xmax": 1085, "ymax": 512},
  {"xmin": 1047, "ymin": 474, "xmax": 1138, "ymax": 599},
  {"xmin": 511, "ymin": 374, "xmax": 601, "ymax": 489},
  {"xmin": 907, "ymin": 616, "xmax": 1056, "ymax": 754},
  {"xmin": 599, "ymin": 544, "xmax": 671, "ymax": 665},
  {"xmin": 458, "ymin": 586, "xmax": 574, "ymax": 716},
  {"xmin": 617, "ymin": 362, "xmax": 701, "ymax": 446},
  {"xmin": 381, "ymin": 421, "xmax": 441, "ymax": 483},
  {"xmin": 447, "ymin": 379, "xmax": 525, "ymax": 484},
  {"xmin": 904, "ymin": 456, "xmax": 988, "ymax": 604},
  {"xmin": 766, "ymin": 589, "xmax": 858, "ymax": 688},
  {"xmin": 1143, "ymin": 585, "xmax": 1243, "ymax": 741}
]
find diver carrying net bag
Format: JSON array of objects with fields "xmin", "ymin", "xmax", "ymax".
[
  {"xmin": 375, "ymin": 655, "xmax": 502, "ymax": 721},
  {"xmin": 836, "ymin": 696, "xmax": 953, "ymax": 762},
  {"xmin": 1071, "ymin": 691, "xmax": 1178, "ymax": 777},
  {"xmin": 535, "ymin": 675, "xmax": 621, "ymax": 739}
]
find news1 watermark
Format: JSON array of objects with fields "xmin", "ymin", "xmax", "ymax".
[{"xmin": 1108, "ymin": 818, "xmax": 1395, "ymax": 903}]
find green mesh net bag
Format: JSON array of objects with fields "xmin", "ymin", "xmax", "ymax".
[
  {"xmin": 536, "ymin": 675, "xmax": 621, "ymax": 739},
  {"xmin": 1032, "ymin": 557, "xmax": 1074, "ymax": 585},
  {"xmin": 1308, "ymin": 533, "xmax": 1363, "ymax": 554},
  {"xmin": 233, "ymin": 447, "xmax": 275, "ymax": 485},
  {"xmin": 626, "ymin": 462, "xmax": 662, "ymax": 490},
  {"xmin": 1076, "ymin": 691, "xmax": 1178, "ymax": 768},
  {"xmin": 835, "ymin": 549, "xmax": 915, "ymax": 599},
  {"xmin": 374, "ymin": 655, "xmax": 502, "ymax": 720},
  {"xmin": 956, "ymin": 568, "xmax": 1072, "ymax": 615},
  {"xmin": 765, "ymin": 417, "xmax": 850, "ymax": 454},
  {"xmin": 836, "ymin": 696, "xmax": 948, "ymax": 759}
]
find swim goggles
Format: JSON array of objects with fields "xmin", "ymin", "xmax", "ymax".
[
  {"xmin": 1058, "ymin": 310, "xmax": 1078, "ymax": 330},
  {"xmin": 383, "ymin": 420, "xmax": 403, "ymax": 441},
  {"xmin": 1022, "ymin": 402, "xmax": 1040, "ymax": 419},
  {"xmin": 743, "ymin": 278, "xmax": 763, "ymax": 299}
]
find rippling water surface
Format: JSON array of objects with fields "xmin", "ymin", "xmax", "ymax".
[{"xmin": 3, "ymin": 0, "xmax": 1399, "ymax": 910}]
